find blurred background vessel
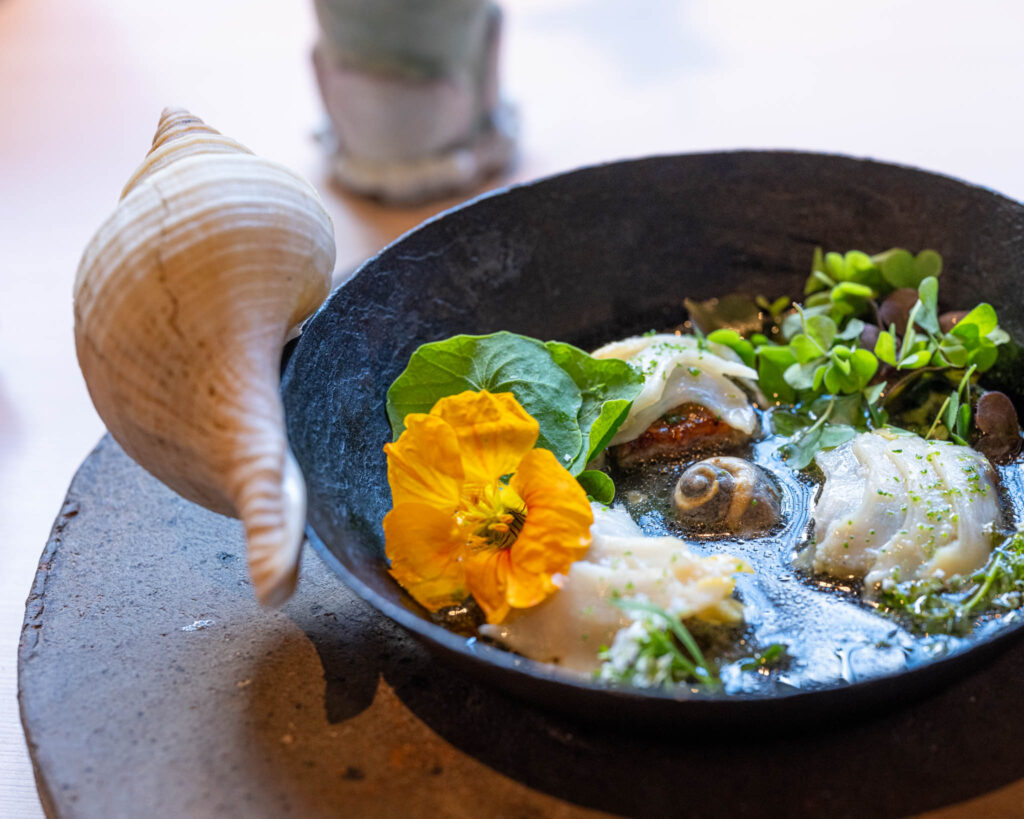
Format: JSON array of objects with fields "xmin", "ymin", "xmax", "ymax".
[{"xmin": 312, "ymin": 0, "xmax": 516, "ymax": 203}]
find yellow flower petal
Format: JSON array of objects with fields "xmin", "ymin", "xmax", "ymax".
[
  {"xmin": 505, "ymin": 448, "xmax": 593, "ymax": 609},
  {"xmin": 465, "ymin": 448, "xmax": 593, "ymax": 622},
  {"xmin": 431, "ymin": 391, "xmax": 538, "ymax": 485},
  {"xmin": 465, "ymin": 548, "xmax": 512, "ymax": 624},
  {"xmin": 385, "ymin": 414, "xmax": 464, "ymax": 512},
  {"xmin": 385, "ymin": 390, "xmax": 593, "ymax": 625},
  {"xmin": 384, "ymin": 502, "xmax": 467, "ymax": 611}
]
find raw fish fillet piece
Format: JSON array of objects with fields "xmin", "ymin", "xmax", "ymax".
[
  {"xmin": 480, "ymin": 504, "xmax": 747, "ymax": 672},
  {"xmin": 811, "ymin": 430, "xmax": 1001, "ymax": 589},
  {"xmin": 592, "ymin": 334, "xmax": 759, "ymax": 447}
]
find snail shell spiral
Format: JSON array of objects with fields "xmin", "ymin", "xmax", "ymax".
[
  {"xmin": 673, "ymin": 456, "xmax": 780, "ymax": 535},
  {"xmin": 74, "ymin": 108, "xmax": 336, "ymax": 606}
]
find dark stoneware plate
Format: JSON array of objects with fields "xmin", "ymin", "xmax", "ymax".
[{"xmin": 281, "ymin": 152, "xmax": 1024, "ymax": 727}]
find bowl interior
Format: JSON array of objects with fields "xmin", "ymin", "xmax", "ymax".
[{"xmin": 281, "ymin": 151, "xmax": 1024, "ymax": 724}]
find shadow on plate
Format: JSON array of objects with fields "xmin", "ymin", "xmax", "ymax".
[{"xmin": 297, "ymin": 591, "xmax": 1024, "ymax": 818}]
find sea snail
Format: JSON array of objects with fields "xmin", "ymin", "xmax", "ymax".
[
  {"xmin": 674, "ymin": 457, "xmax": 780, "ymax": 535},
  {"xmin": 74, "ymin": 108, "xmax": 336, "ymax": 606}
]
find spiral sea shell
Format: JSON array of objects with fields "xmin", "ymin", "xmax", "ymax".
[
  {"xmin": 673, "ymin": 456, "xmax": 780, "ymax": 535},
  {"xmin": 74, "ymin": 108, "xmax": 336, "ymax": 605}
]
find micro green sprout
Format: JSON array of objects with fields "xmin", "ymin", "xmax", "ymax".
[
  {"xmin": 712, "ymin": 248, "xmax": 1011, "ymax": 469},
  {"xmin": 597, "ymin": 598, "xmax": 721, "ymax": 690}
]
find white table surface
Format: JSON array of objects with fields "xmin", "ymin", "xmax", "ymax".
[{"xmin": 3, "ymin": 0, "xmax": 1024, "ymax": 815}]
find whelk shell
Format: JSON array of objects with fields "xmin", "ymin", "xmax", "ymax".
[
  {"xmin": 673, "ymin": 456, "xmax": 781, "ymax": 536},
  {"xmin": 74, "ymin": 108, "xmax": 336, "ymax": 605}
]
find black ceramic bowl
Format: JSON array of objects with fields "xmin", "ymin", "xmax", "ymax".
[{"xmin": 281, "ymin": 151, "xmax": 1024, "ymax": 728}]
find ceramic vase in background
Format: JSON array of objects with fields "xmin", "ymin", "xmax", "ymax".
[{"xmin": 312, "ymin": 0, "xmax": 517, "ymax": 205}]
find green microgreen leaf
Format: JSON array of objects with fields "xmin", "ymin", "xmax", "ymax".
[
  {"xmin": 864, "ymin": 381, "xmax": 886, "ymax": 405},
  {"xmin": 843, "ymin": 250, "xmax": 877, "ymax": 282},
  {"xmin": 874, "ymin": 331, "xmax": 898, "ymax": 366},
  {"xmin": 757, "ymin": 295, "xmax": 791, "ymax": 317},
  {"xmin": 577, "ymin": 470, "xmax": 615, "ymax": 504},
  {"xmin": 812, "ymin": 364, "xmax": 827, "ymax": 392},
  {"xmin": 706, "ymin": 328, "xmax": 756, "ymax": 368},
  {"xmin": 544, "ymin": 341, "xmax": 646, "ymax": 470},
  {"xmin": 914, "ymin": 249, "xmax": 943, "ymax": 281},
  {"xmin": 875, "ymin": 248, "xmax": 943, "ymax": 289},
  {"xmin": 927, "ymin": 364, "xmax": 976, "ymax": 441},
  {"xmin": 738, "ymin": 643, "xmax": 790, "ymax": 672},
  {"xmin": 719, "ymin": 246, "xmax": 1011, "ymax": 473},
  {"xmin": 898, "ymin": 304, "xmax": 922, "ymax": 362},
  {"xmin": 806, "ymin": 270, "xmax": 836, "ymax": 295},
  {"xmin": 822, "ymin": 366, "xmax": 843, "ymax": 395},
  {"xmin": 819, "ymin": 423, "xmax": 859, "ymax": 449},
  {"xmin": 953, "ymin": 303, "xmax": 998, "ymax": 338},
  {"xmin": 916, "ymin": 276, "xmax": 941, "ymax": 335},
  {"xmin": 790, "ymin": 333, "xmax": 823, "ymax": 363},
  {"xmin": 824, "ymin": 251, "xmax": 847, "ymax": 281},
  {"xmin": 809, "ymin": 246, "xmax": 825, "ymax": 278},
  {"xmin": 955, "ymin": 402, "xmax": 972, "ymax": 443},
  {"xmin": 938, "ymin": 337, "xmax": 968, "ymax": 368},
  {"xmin": 784, "ymin": 360, "xmax": 822, "ymax": 391},
  {"xmin": 942, "ymin": 390, "xmax": 960, "ymax": 434},
  {"xmin": 782, "ymin": 421, "xmax": 857, "ymax": 469},
  {"xmin": 769, "ymin": 409, "xmax": 809, "ymax": 437},
  {"xmin": 831, "ymin": 281, "xmax": 875, "ymax": 303},
  {"xmin": 831, "ymin": 349, "xmax": 853, "ymax": 375},
  {"xmin": 757, "ymin": 344, "xmax": 797, "ymax": 404},
  {"xmin": 969, "ymin": 339, "xmax": 999, "ymax": 372},
  {"xmin": 837, "ymin": 317, "xmax": 866, "ymax": 341},
  {"xmin": 806, "ymin": 291, "xmax": 832, "ymax": 309},
  {"xmin": 875, "ymin": 247, "xmax": 914, "ymax": 288},
  {"xmin": 805, "ymin": 313, "xmax": 837, "ymax": 350},
  {"xmin": 849, "ymin": 348, "xmax": 880, "ymax": 384},
  {"xmin": 898, "ymin": 349, "xmax": 932, "ymax": 370}
]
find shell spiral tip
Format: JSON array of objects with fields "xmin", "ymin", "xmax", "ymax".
[
  {"xmin": 120, "ymin": 107, "xmax": 253, "ymax": 200},
  {"xmin": 152, "ymin": 106, "xmax": 222, "ymax": 149}
]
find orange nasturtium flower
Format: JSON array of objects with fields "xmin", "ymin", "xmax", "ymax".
[{"xmin": 382, "ymin": 390, "xmax": 593, "ymax": 624}]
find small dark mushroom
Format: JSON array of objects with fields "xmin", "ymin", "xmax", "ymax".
[
  {"xmin": 859, "ymin": 323, "xmax": 898, "ymax": 385},
  {"xmin": 878, "ymin": 288, "xmax": 920, "ymax": 335},
  {"xmin": 939, "ymin": 310, "xmax": 970, "ymax": 334},
  {"xmin": 974, "ymin": 391, "xmax": 1022, "ymax": 464},
  {"xmin": 673, "ymin": 456, "xmax": 781, "ymax": 535},
  {"xmin": 860, "ymin": 323, "xmax": 881, "ymax": 351}
]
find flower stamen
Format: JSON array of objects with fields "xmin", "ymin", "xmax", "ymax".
[
  {"xmin": 485, "ymin": 506, "xmax": 526, "ymax": 549},
  {"xmin": 461, "ymin": 482, "xmax": 528, "ymax": 551}
]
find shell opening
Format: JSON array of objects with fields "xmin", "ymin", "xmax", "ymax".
[{"xmin": 244, "ymin": 446, "xmax": 308, "ymax": 607}]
